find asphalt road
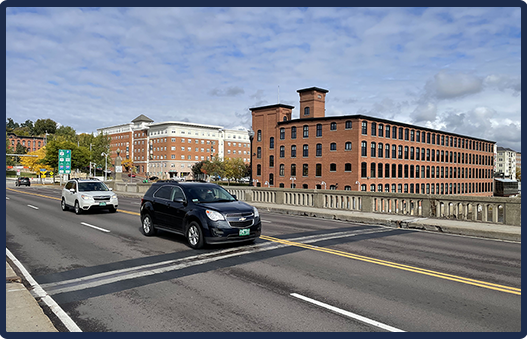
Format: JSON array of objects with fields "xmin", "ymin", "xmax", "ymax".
[{"xmin": 5, "ymin": 183, "xmax": 521, "ymax": 332}]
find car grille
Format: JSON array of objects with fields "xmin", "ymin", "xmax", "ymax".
[
  {"xmin": 225, "ymin": 212, "xmax": 254, "ymax": 228},
  {"xmin": 93, "ymin": 196, "xmax": 111, "ymax": 201}
]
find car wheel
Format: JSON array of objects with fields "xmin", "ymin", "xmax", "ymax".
[
  {"xmin": 74, "ymin": 200, "xmax": 82, "ymax": 214},
  {"xmin": 141, "ymin": 214, "xmax": 156, "ymax": 236},
  {"xmin": 186, "ymin": 221, "xmax": 204, "ymax": 249},
  {"xmin": 61, "ymin": 198, "xmax": 68, "ymax": 211}
]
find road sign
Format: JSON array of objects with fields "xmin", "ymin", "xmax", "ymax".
[{"xmin": 59, "ymin": 149, "xmax": 71, "ymax": 174}]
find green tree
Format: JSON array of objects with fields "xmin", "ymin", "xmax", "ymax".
[
  {"xmin": 224, "ymin": 157, "xmax": 247, "ymax": 184},
  {"xmin": 20, "ymin": 120, "xmax": 34, "ymax": 135},
  {"xmin": 202, "ymin": 156, "xmax": 225, "ymax": 181},
  {"xmin": 516, "ymin": 167, "xmax": 521, "ymax": 182},
  {"xmin": 5, "ymin": 133, "xmax": 15, "ymax": 166},
  {"xmin": 13, "ymin": 143, "xmax": 28, "ymax": 164},
  {"xmin": 12, "ymin": 126, "xmax": 32, "ymax": 137},
  {"xmin": 191, "ymin": 160, "xmax": 208, "ymax": 181},
  {"xmin": 55, "ymin": 125, "xmax": 77, "ymax": 142},
  {"xmin": 6, "ymin": 118, "xmax": 20, "ymax": 132},
  {"xmin": 33, "ymin": 118, "xmax": 57, "ymax": 135}
]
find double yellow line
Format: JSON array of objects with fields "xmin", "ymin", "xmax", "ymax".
[
  {"xmin": 7, "ymin": 187, "xmax": 520, "ymax": 295},
  {"xmin": 261, "ymin": 235, "xmax": 521, "ymax": 295}
]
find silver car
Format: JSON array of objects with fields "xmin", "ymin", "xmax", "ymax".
[{"xmin": 61, "ymin": 179, "xmax": 118, "ymax": 214}]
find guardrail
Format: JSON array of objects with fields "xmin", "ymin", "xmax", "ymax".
[{"xmin": 105, "ymin": 182, "xmax": 521, "ymax": 226}]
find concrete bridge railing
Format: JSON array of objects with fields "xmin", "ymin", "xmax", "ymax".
[{"xmin": 106, "ymin": 182, "xmax": 521, "ymax": 226}]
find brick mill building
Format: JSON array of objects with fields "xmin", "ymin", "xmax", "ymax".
[
  {"xmin": 7, "ymin": 132, "xmax": 46, "ymax": 152},
  {"xmin": 97, "ymin": 115, "xmax": 251, "ymax": 179},
  {"xmin": 250, "ymin": 87, "xmax": 496, "ymax": 197}
]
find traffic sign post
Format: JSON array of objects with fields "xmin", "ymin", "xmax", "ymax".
[{"xmin": 59, "ymin": 149, "xmax": 71, "ymax": 185}]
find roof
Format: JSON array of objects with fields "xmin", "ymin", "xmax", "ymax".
[
  {"xmin": 131, "ymin": 114, "xmax": 154, "ymax": 123},
  {"xmin": 495, "ymin": 178, "xmax": 518, "ymax": 183},
  {"xmin": 296, "ymin": 87, "xmax": 329, "ymax": 94},
  {"xmin": 249, "ymin": 103, "xmax": 295, "ymax": 111},
  {"xmin": 497, "ymin": 147, "xmax": 517, "ymax": 153}
]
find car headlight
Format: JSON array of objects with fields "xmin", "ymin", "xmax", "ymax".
[
  {"xmin": 111, "ymin": 195, "xmax": 118, "ymax": 200},
  {"xmin": 81, "ymin": 194, "xmax": 93, "ymax": 201},
  {"xmin": 253, "ymin": 207, "xmax": 259, "ymax": 218},
  {"xmin": 206, "ymin": 210, "xmax": 225, "ymax": 221}
]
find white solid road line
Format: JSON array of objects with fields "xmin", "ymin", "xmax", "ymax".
[
  {"xmin": 6, "ymin": 248, "xmax": 82, "ymax": 332},
  {"xmin": 27, "ymin": 205, "xmax": 39, "ymax": 210},
  {"xmin": 290, "ymin": 293, "xmax": 405, "ymax": 332},
  {"xmin": 80, "ymin": 222, "xmax": 111, "ymax": 233}
]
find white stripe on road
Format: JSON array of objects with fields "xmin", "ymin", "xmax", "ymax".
[
  {"xmin": 261, "ymin": 220, "xmax": 271, "ymax": 223},
  {"xmin": 290, "ymin": 293, "xmax": 405, "ymax": 332},
  {"xmin": 6, "ymin": 248, "xmax": 82, "ymax": 332},
  {"xmin": 40, "ymin": 228, "xmax": 390, "ymax": 295},
  {"xmin": 27, "ymin": 205, "xmax": 39, "ymax": 210},
  {"xmin": 80, "ymin": 222, "xmax": 111, "ymax": 233},
  {"xmin": 6, "ymin": 197, "xmax": 9, "ymax": 200}
]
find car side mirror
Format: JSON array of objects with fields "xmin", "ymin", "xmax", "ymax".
[
  {"xmin": 109, "ymin": 188, "xmax": 113, "ymax": 191},
  {"xmin": 173, "ymin": 198, "xmax": 186, "ymax": 204},
  {"xmin": 69, "ymin": 188, "xmax": 75, "ymax": 193}
]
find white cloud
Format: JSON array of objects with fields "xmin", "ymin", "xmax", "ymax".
[{"xmin": 5, "ymin": 7, "xmax": 521, "ymax": 152}]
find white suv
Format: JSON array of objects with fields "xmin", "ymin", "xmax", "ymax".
[{"xmin": 61, "ymin": 178, "xmax": 119, "ymax": 214}]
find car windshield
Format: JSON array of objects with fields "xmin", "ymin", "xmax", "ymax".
[
  {"xmin": 187, "ymin": 185, "xmax": 236, "ymax": 203},
  {"xmin": 78, "ymin": 182, "xmax": 109, "ymax": 192}
]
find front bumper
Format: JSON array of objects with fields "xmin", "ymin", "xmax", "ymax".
[
  {"xmin": 79, "ymin": 199, "xmax": 118, "ymax": 211},
  {"xmin": 204, "ymin": 220, "xmax": 262, "ymax": 244}
]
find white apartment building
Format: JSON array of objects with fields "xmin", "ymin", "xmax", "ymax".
[
  {"xmin": 97, "ymin": 115, "xmax": 250, "ymax": 179},
  {"xmin": 495, "ymin": 146, "xmax": 517, "ymax": 180}
]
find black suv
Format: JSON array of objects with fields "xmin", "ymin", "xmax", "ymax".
[
  {"xmin": 15, "ymin": 177, "xmax": 31, "ymax": 187},
  {"xmin": 140, "ymin": 181, "xmax": 261, "ymax": 249}
]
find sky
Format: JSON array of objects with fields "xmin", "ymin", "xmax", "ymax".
[{"xmin": 5, "ymin": 7, "xmax": 522, "ymax": 152}]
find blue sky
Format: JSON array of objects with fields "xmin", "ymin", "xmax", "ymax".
[{"xmin": 5, "ymin": 7, "xmax": 522, "ymax": 151}]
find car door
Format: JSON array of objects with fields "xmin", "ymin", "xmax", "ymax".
[
  {"xmin": 165, "ymin": 186, "xmax": 187, "ymax": 233},
  {"xmin": 151, "ymin": 185, "xmax": 173, "ymax": 227},
  {"xmin": 64, "ymin": 181, "xmax": 75, "ymax": 206}
]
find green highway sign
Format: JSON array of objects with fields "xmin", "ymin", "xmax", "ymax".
[{"xmin": 58, "ymin": 149, "xmax": 71, "ymax": 174}]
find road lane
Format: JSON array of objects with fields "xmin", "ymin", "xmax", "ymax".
[{"xmin": 6, "ymin": 185, "xmax": 521, "ymax": 332}]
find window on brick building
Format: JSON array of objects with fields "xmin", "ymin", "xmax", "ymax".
[
  {"xmin": 379, "ymin": 124, "xmax": 384, "ymax": 137},
  {"xmin": 316, "ymin": 124, "xmax": 322, "ymax": 137},
  {"xmin": 330, "ymin": 163, "xmax": 336, "ymax": 172},
  {"xmin": 361, "ymin": 162, "xmax": 367, "ymax": 177},
  {"xmin": 303, "ymin": 164, "xmax": 308, "ymax": 176},
  {"xmin": 361, "ymin": 141, "xmax": 367, "ymax": 156},
  {"xmin": 291, "ymin": 164, "xmax": 296, "ymax": 176},
  {"xmin": 280, "ymin": 128, "xmax": 285, "ymax": 140},
  {"xmin": 345, "ymin": 142, "xmax": 352, "ymax": 151},
  {"xmin": 345, "ymin": 163, "xmax": 352, "ymax": 172},
  {"xmin": 371, "ymin": 122, "xmax": 377, "ymax": 136},
  {"xmin": 330, "ymin": 143, "xmax": 337, "ymax": 151},
  {"xmin": 304, "ymin": 107, "xmax": 310, "ymax": 116},
  {"xmin": 291, "ymin": 127, "xmax": 297, "ymax": 139},
  {"xmin": 279, "ymin": 164, "xmax": 284, "ymax": 176},
  {"xmin": 303, "ymin": 144, "xmax": 309, "ymax": 157},
  {"xmin": 280, "ymin": 146, "xmax": 285, "ymax": 158},
  {"xmin": 316, "ymin": 144, "xmax": 322, "ymax": 156},
  {"xmin": 291, "ymin": 145, "xmax": 296, "ymax": 158},
  {"xmin": 303, "ymin": 125, "xmax": 309, "ymax": 138},
  {"xmin": 270, "ymin": 137, "xmax": 274, "ymax": 149},
  {"xmin": 362, "ymin": 122, "xmax": 367, "ymax": 135},
  {"xmin": 371, "ymin": 142, "xmax": 376, "ymax": 157},
  {"xmin": 316, "ymin": 164, "xmax": 322, "ymax": 176},
  {"xmin": 345, "ymin": 121, "xmax": 352, "ymax": 129},
  {"xmin": 330, "ymin": 122, "xmax": 337, "ymax": 131}
]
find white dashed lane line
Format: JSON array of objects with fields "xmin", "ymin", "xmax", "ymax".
[
  {"xmin": 27, "ymin": 205, "xmax": 39, "ymax": 210},
  {"xmin": 80, "ymin": 222, "xmax": 111, "ymax": 233}
]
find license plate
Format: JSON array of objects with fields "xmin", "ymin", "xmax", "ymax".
[
  {"xmin": 99, "ymin": 202, "xmax": 106, "ymax": 206},
  {"xmin": 239, "ymin": 229, "xmax": 250, "ymax": 236}
]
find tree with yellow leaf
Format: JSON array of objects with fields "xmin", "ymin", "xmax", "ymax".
[{"xmin": 20, "ymin": 146, "xmax": 54, "ymax": 173}]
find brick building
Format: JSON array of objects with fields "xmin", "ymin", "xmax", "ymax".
[
  {"xmin": 7, "ymin": 132, "xmax": 46, "ymax": 153},
  {"xmin": 251, "ymin": 87, "xmax": 496, "ymax": 197},
  {"xmin": 98, "ymin": 115, "xmax": 250, "ymax": 179}
]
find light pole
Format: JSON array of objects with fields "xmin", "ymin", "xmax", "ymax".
[
  {"xmin": 101, "ymin": 152, "xmax": 108, "ymax": 181},
  {"xmin": 290, "ymin": 176, "xmax": 296, "ymax": 188},
  {"xmin": 321, "ymin": 181, "xmax": 327, "ymax": 190}
]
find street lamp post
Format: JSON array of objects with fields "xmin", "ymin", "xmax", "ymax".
[
  {"xmin": 101, "ymin": 152, "xmax": 108, "ymax": 181},
  {"xmin": 321, "ymin": 181, "xmax": 327, "ymax": 190},
  {"xmin": 290, "ymin": 176, "xmax": 296, "ymax": 188}
]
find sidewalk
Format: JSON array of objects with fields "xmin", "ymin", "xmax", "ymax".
[
  {"xmin": 6, "ymin": 181, "xmax": 521, "ymax": 332},
  {"xmin": 5, "ymin": 261, "xmax": 57, "ymax": 332}
]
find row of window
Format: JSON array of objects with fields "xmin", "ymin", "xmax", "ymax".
[
  {"xmin": 361, "ymin": 142, "xmax": 493, "ymax": 166},
  {"xmin": 256, "ymin": 121, "xmax": 493, "ymax": 153},
  {"xmin": 257, "ymin": 142, "xmax": 352, "ymax": 158},
  {"xmin": 255, "ymin": 161, "xmax": 492, "ymax": 181},
  {"xmin": 360, "ymin": 163, "xmax": 493, "ymax": 180},
  {"xmin": 361, "ymin": 121, "xmax": 492, "ymax": 152}
]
